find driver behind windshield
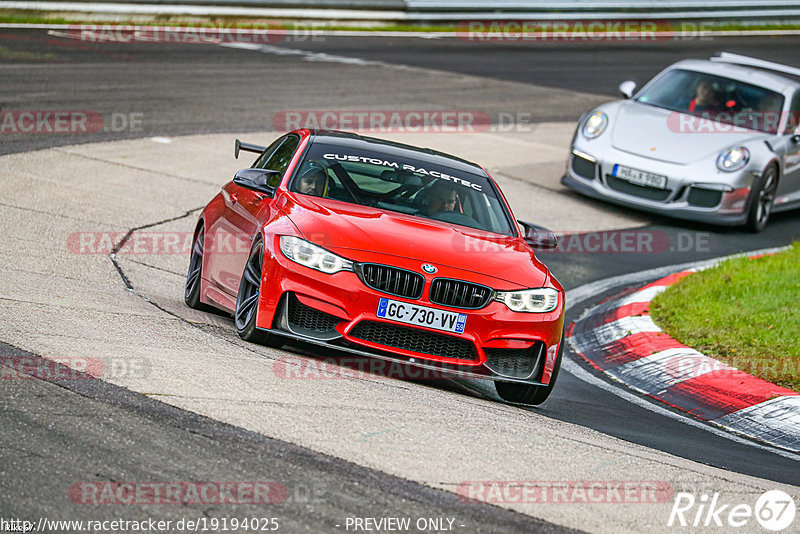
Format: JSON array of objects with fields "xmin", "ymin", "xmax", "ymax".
[
  {"xmin": 296, "ymin": 164, "xmax": 327, "ymax": 197},
  {"xmin": 689, "ymin": 79, "xmax": 722, "ymax": 113},
  {"xmin": 423, "ymin": 182, "xmax": 457, "ymax": 215}
]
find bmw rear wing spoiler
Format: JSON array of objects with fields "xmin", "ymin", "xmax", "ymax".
[{"xmin": 234, "ymin": 139, "xmax": 267, "ymax": 159}]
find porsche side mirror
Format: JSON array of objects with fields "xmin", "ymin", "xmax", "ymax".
[
  {"xmin": 518, "ymin": 220, "xmax": 559, "ymax": 250},
  {"xmin": 619, "ymin": 80, "xmax": 637, "ymax": 99},
  {"xmin": 233, "ymin": 168, "xmax": 280, "ymax": 197}
]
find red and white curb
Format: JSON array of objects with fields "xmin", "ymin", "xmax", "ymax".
[{"xmin": 566, "ymin": 268, "xmax": 800, "ymax": 453}]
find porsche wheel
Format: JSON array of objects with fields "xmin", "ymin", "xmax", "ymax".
[
  {"xmin": 495, "ymin": 340, "xmax": 562, "ymax": 405},
  {"xmin": 184, "ymin": 224, "xmax": 210, "ymax": 310},
  {"xmin": 746, "ymin": 165, "xmax": 777, "ymax": 233},
  {"xmin": 235, "ymin": 237, "xmax": 282, "ymax": 347}
]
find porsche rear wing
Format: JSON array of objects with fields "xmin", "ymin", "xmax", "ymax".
[
  {"xmin": 710, "ymin": 52, "xmax": 800, "ymax": 79},
  {"xmin": 234, "ymin": 139, "xmax": 267, "ymax": 159}
]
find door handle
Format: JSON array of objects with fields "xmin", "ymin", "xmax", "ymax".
[{"xmin": 230, "ymin": 193, "xmax": 238, "ymax": 203}]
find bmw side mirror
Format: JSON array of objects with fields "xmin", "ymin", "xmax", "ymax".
[
  {"xmin": 619, "ymin": 80, "xmax": 637, "ymax": 99},
  {"xmin": 518, "ymin": 220, "xmax": 559, "ymax": 250},
  {"xmin": 233, "ymin": 168, "xmax": 280, "ymax": 197}
]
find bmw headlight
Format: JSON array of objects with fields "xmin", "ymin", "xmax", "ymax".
[
  {"xmin": 716, "ymin": 146, "xmax": 750, "ymax": 172},
  {"xmin": 495, "ymin": 288, "xmax": 559, "ymax": 313},
  {"xmin": 279, "ymin": 236, "xmax": 353, "ymax": 274},
  {"xmin": 581, "ymin": 111, "xmax": 608, "ymax": 139}
]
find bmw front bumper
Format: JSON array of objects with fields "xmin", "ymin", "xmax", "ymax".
[{"xmin": 255, "ymin": 238, "xmax": 564, "ymax": 385}]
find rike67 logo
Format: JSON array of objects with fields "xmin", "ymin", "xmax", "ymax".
[{"xmin": 668, "ymin": 490, "xmax": 796, "ymax": 531}]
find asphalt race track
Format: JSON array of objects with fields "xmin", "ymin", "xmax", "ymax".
[{"xmin": 1, "ymin": 29, "xmax": 799, "ymax": 533}]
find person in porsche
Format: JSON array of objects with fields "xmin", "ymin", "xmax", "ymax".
[
  {"xmin": 185, "ymin": 130, "xmax": 564, "ymax": 404},
  {"xmin": 688, "ymin": 79, "xmax": 723, "ymax": 113}
]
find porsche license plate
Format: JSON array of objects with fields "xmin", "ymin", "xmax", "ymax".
[
  {"xmin": 377, "ymin": 298, "xmax": 466, "ymax": 334},
  {"xmin": 613, "ymin": 164, "xmax": 667, "ymax": 189}
]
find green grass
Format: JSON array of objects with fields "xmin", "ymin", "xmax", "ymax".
[{"xmin": 650, "ymin": 242, "xmax": 800, "ymax": 393}]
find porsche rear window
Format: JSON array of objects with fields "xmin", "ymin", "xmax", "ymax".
[{"xmin": 289, "ymin": 143, "xmax": 515, "ymax": 236}]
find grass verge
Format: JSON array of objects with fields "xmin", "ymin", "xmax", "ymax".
[{"xmin": 650, "ymin": 242, "xmax": 800, "ymax": 393}]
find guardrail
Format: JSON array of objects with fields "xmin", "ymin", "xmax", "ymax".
[
  {"xmin": 408, "ymin": 0, "xmax": 800, "ymax": 7},
  {"xmin": 3, "ymin": 0, "xmax": 800, "ymax": 22}
]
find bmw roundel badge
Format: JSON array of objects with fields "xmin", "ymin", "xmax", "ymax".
[{"xmin": 421, "ymin": 264, "xmax": 437, "ymax": 274}]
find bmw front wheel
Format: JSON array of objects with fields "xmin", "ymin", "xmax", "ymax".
[
  {"xmin": 495, "ymin": 340, "xmax": 562, "ymax": 405},
  {"xmin": 235, "ymin": 236, "xmax": 282, "ymax": 348}
]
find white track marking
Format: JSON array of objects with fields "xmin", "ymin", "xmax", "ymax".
[
  {"xmin": 611, "ymin": 348, "xmax": 724, "ymax": 394},
  {"xmin": 715, "ymin": 396, "xmax": 800, "ymax": 451},
  {"xmin": 220, "ymin": 42, "xmax": 383, "ymax": 66},
  {"xmin": 563, "ymin": 245, "xmax": 797, "ymax": 458},
  {"xmin": 562, "ymin": 357, "xmax": 799, "ymax": 460}
]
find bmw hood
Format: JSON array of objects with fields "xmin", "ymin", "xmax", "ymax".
[
  {"xmin": 608, "ymin": 101, "xmax": 763, "ymax": 165},
  {"xmin": 281, "ymin": 195, "xmax": 548, "ymax": 288}
]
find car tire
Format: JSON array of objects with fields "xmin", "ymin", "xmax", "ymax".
[
  {"xmin": 494, "ymin": 339, "xmax": 563, "ymax": 405},
  {"xmin": 184, "ymin": 224, "xmax": 213, "ymax": 311},
  {"xmin": 235, "ymin": 236, "xmax": 283, "ymax": 348},
  {"xmin": 745, "ymin": 165, "xmax": 778, "ymax": 233}
]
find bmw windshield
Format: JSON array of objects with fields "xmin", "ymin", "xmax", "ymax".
[{"xmin": 289, "ymin": 142, "xmax": 516, "ymax": 236}]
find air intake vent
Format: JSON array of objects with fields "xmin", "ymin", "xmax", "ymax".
[
  {"xmin": 356, "ymin": 263, "xmax": 424, "ymax": 299},
  {"xmin": 687, "ymin": 187, "xmax": 723, "ymax": 208},
  {"xmin": 606, "ymin": 174, "xmax": 672, "ymax": 201},
  {"xmin": 484, "ymin": 342, "xmax": 545, "ymax": 379},
  {"xmin": 429, "ymin": 278, "xmax": 493, "ymax": 309},
  {"xmin": 572, "ymin": 153, "xmax": 596, "ymax": 180},
  {"xmin": 287, "ymin": 293, "xmax": 341, "ymax": 333},
  {"xmin": 349, "ymin": 321, "xmax": 477, "ymax": 361}
]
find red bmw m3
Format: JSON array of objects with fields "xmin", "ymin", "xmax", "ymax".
[{"xmin": 185, "ymin": 130, "xmax": 565, "ymax": 404}]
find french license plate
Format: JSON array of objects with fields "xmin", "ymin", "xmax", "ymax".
[
  {"xmin": 613, "ymin": 164, "xmax": 667, "ymax": 189},
  {"xmin": 376, "ymin": 298, "xmax": 466, "ymax": 334}
]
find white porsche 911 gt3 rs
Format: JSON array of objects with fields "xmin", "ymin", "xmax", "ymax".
[{"xmin": 563, "ymin": 53, "xmax": 800, "ymax": 232}]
